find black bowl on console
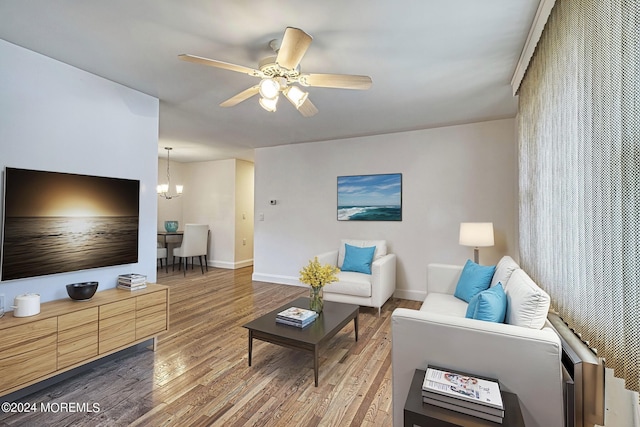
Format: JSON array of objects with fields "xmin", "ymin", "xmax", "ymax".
[{"xmin": 66, "ymin": 282, "xmax": 99, "ymax": 301}]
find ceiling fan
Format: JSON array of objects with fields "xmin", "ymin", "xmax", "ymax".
[{"xmin": 178, "ymin": 27, "xmax": 372, "ymax": 117}]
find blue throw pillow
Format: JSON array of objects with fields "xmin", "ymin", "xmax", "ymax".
[
  {"xmin": 465, "ymin": 293, "xmax": 480, "ymax": 318},
  {"xmin": 454, "ymin": 259, "xmax": 496, "ymax": 303},
  {"xmin": 465, "ymin": 283, "xmax": 507, "ymax": 323},
  {"xmin": 341, "ymin": 244, "xmax": 376, "ymax": 274}
]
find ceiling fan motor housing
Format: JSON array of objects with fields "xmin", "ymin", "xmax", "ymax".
[{"xmin": 258, "ymin": 56, "xmax": 300, "ymax": 81}]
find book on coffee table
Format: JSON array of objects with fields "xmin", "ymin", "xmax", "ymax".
[
  {"xmin": 276, "ymin": 307, "xmax": 318, "ymax": 328},
  {"xmin": 276, "ymin": 316, "xmax": 316, "ymax": 328}
]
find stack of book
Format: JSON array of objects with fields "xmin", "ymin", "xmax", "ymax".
[
  {"xmin": 276, "ymin": 307, "xmax": 318, "ymax": 328},
  {"xmin": 422, "ymin": 366, "xmax": 505, "ymax": 423},
  {"xmin": 117, "ymin": 273, "xmax": 147, "ymax": 291}
]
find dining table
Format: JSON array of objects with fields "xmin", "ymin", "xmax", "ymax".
[
  {"xmin": 157, "ymin": 230, "xmax": 184, "ymax": 250},
  {"xmin": 157, "ymin": 231, "xmax": 183, "ymax": 272}
]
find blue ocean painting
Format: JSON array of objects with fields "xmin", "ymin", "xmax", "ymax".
[{"xmin": 337, "ymin": 174, "xmax": 402, "ymax": 221}]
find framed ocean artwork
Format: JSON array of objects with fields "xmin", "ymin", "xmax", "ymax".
[{"xmin": 337, "ymin": 173, "xmax": 402, "ymax": 221}]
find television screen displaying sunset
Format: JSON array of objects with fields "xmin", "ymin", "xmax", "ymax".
[{"xmin": 1, "ymin": 167, "xmax": 140, "ymax": 281}]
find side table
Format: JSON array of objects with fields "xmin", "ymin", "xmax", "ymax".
[{"xmin": 404, "ymin": 369, "xmax": 525, "ymax": 427}]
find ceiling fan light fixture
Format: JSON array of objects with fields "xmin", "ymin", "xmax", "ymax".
[
  {"xmin": 180, "ymin": 27, "xmax": 372, "ymax": 118},
  {"xmin": 259, "ymin": 96, "xmax": 279, "ymax": 112},
  {"xmin": 258, "ymin": 78, "xmax": 280, "ymax": 100},
  {"xmin": 283, "ymin": 85, "xmax": 308, "ymax": 108}
]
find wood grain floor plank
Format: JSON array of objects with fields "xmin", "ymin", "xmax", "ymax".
[{"xmin": 0, "ymin": 266, "xmax": 422, "ymax": 426}]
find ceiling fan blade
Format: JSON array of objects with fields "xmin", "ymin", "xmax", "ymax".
[
  {"xmin": 276, "ymin": 27, "xmax": 313, "ymax": 70},
  {"xmin": 178, "ymin": 54, "xmax": 260, "ymax": 76},
  {"xmin": 297, "ymin": 98, "xmax": 318, "ymax": 117},
  {"xmin": 220, "ymin": 86, "xmax": 260, "ymax": 107},
  {"xmin": 300, "ymin": 73, "xmax": 372, "ymax": 90}
]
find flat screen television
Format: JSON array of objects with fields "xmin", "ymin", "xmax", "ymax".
[{"xmin": 1, "ymin": 167, "xmax": 140, "ymax": 281}]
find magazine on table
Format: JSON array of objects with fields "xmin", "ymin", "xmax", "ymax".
[
  {"xmin": 118, "ymin": 273, "xmax": 147, "ymax": 284},
  {"xmin": 117, "ymin": 283, "xmax": 147, "ymax": 291},
  {"xmin": 277, "ymin": 307, "xmax": 318, "ymax": 323},
  {"xmin": 422, "ymin": 387, "xmax": 505, "ymax": 418},
  {"xmin": 422, "ymin": 395, "xmax": 504, "ymax": 423},
  {"xmin": 276, "ymin": 317, "xmax": 316, "ymax": 328},
  {"xmin": 422, "ymin": 366, "xmax": 504, "ymax": 410}
]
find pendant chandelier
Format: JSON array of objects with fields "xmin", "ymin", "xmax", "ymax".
[{"xmin": 157, "ymin": 147, "xmax": 183, "ymax": 200}]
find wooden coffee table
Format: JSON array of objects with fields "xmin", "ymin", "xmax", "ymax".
[{"xmin": 243, "ymin": 296, "xmax": 359, "ymax": 387}]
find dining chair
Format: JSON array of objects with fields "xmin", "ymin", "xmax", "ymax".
[
  {"xmin": 157, "ymin": 242, "xmax": 168, "ymax": 273},
  {"xmin": 172, "ymin": 224, "xmax": 209, "ymax": 275}
]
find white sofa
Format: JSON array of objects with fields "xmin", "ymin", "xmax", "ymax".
[
  {"xmin": 391, "ymin": 256, "xmax": 564, "ymax": 427},
  {"xmin": 316, "ymin": 239, "xmax": 396, "ymax": 315}
]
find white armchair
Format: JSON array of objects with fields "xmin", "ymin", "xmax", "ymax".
[{"xmin": 316, "ymin": 239, "xmax": 396, "ymax": 316}]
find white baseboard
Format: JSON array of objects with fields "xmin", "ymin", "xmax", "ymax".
[
  {"xmin": 209, "ymin": 259, "xmax": 253, "ymax": 270},
  {"xmin": 251, "ymin": 272, "xmax": 306, "ymax": 288},
  {"xmin": 393, "ymin": 289, "xmax": 426, "ymax": 302}
]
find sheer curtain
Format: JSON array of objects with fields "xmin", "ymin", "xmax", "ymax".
[{"xmin": 517, "ymin": 0, "xmax": 639, "ymax": 392}]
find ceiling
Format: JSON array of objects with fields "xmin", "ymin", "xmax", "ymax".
[{"xmin": 0, "ymin": 1, "xmax": 538, "ymax": 163}]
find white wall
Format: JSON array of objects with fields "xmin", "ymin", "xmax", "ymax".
[
  {"xmin": 0, "ymin": 39, "xmax": 159, "ymax": 310},
  {"xmin": 253, "ymin": 119, "xmax": 517, "ymax": 300},
  {"xmin": 235, "ymin": 159, "xmax": 254, "ymax": 267},
  {"xmin": 159, "ymin": 158, "xmax": 255, "ymax": 269},
  {"xmin": 184, "ymin": 159, "xmax": 235, "ymax": 267}
]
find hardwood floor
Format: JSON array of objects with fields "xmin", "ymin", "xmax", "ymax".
[{"xmin": 0, "ymin": 267, "xmax": 420, "ymax": 426}]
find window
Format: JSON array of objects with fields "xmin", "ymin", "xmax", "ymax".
[{"xmin": 518, "ymin": 0, "xmax": 639, "ymax": 392}]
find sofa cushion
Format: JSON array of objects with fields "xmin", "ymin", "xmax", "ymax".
[
  {"xmin": 505, "ymin": 269, "xmax": 551, "ymax": 329},
  {"xmin": 341, "ymin": 243, "xmax": 376, "ymax": 274},
  {"xmin": 491, "ymin": 256, "xmax": 520, "ymax": 288},
  {"xmin": 465, "ymin": 283, "xmax": 507, "ymax": 323},
  {"xmin": 420, "ymin": 293, "xmax": 468, "ymax": 317},
  {"xmin": 453, "ymin": 259, "xmax": 496, "ymax": 303},
  {"xmin": 338, "ymin": 239, "xmax": 387, "ymax": 268},
  {"xmin": 323, "ymin": 271, "xmax": 372, "ymax": 297}
]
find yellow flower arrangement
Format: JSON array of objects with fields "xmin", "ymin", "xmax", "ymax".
[{"xmin": 299, "ymin": 257, "xmax": 340, "ymax": 289}]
